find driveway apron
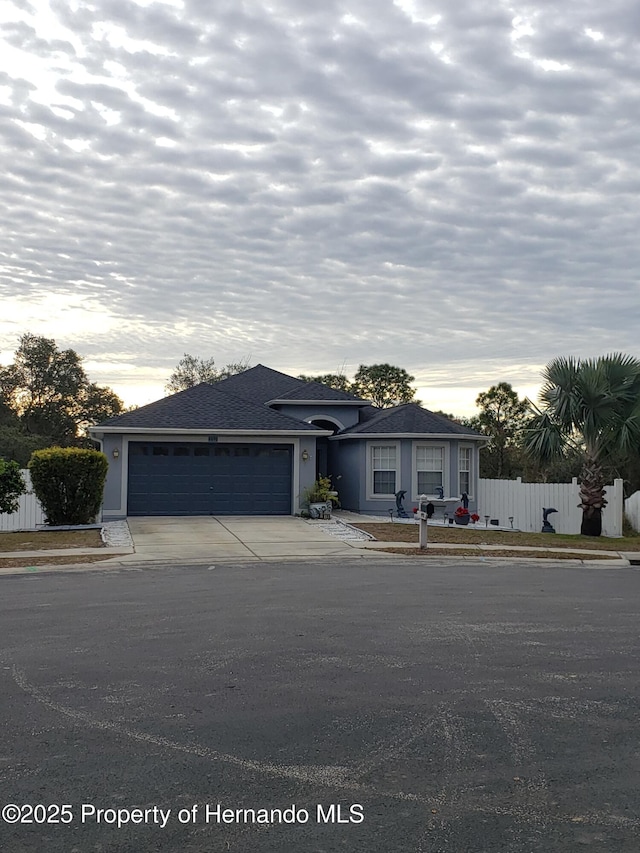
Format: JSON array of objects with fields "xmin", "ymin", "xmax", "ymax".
[{"xmin": 123, "ymin": 516, "xmax": 364, "ymax": 562}]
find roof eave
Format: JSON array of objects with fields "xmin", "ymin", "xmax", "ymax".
[
  {"xmin": 267, "ymin": 398, "xmax": 371, "ymax": 406},
  {"xmin": 330, "ymin": 432, "xmax": 487, "ymax": 441},
  {"xmin": 90, "ymin": 427, "xmax": 332, "ymax": 437}
]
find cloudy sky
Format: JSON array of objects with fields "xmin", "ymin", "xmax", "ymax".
[{"xmin": 1, "ymin": 0, "xmax": 639, "ymax": 414}]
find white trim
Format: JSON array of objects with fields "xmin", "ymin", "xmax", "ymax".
[
  {"xmin": 332, "ymin": 432, "xmax": 486, "ymax": 441},
  {"xmin": 304, "ymin": 414, "xmax": 346, "ymax": 431},
  {"xmin": 118, "ymin": 436, "xmax": 301, "ymax": 517},
  {"xmin": 412, "ymin": 441, "xmax": 450, "ymax": 501},
  {"xmin": 366, "ymin": 441, "xmax": 400, "ymax": 500},
  {"xmin": 291, "ymin": 437, "xmax": 300, "ymax": 514},
  {"xmin": 458, "ymin": 443, "xmax": 473, "ymax": 498},
  {"xmin": 268, "ymin": 399, "xmax": 368, "ymax": 406},
  {"xmin": 91, "ymin": 427, "xmax": 331, "ymax": 437}
]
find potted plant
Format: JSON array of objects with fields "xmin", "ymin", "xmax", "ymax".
[
  {"xmin": 470, "ymin": 513, "xmax": 480, "ymax": 524},
  {"xmin": 454, "ymin": 506, "xmax": 470, "ymax": 525},
  {"xmin": 301, "ymin": 475, "xmax": 339, "ymax": 519}
]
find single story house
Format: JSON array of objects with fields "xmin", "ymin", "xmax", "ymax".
[{"xmin": 90, "ymin": 365, "xmax": 485, "ymax": 519}]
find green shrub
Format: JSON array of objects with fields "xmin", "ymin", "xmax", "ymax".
[
  {"xmin": 301, "ymin": 475, "xmax": 340, "ymax": 507},
  {"xmin": 28, "ymin": 447, "xmax": 108, "ymax": 526},
  {"xmin": 0, "ymin": 458, "xmax": 27, "ymax": 515}
]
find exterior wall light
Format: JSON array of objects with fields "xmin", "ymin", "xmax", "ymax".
[
  {"xmin": 301, "ymin": 449, "xmax": 309, "ymax": 461},
  {"xmin": 112, "ymin": 448, "xmax": 120, "ymax": 459}
]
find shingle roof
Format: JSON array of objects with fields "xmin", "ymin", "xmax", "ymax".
[
  {"xmin": 214, "ymin": 365, "xmax": 307, "ymax": 404},
  {"xmin": 273, "ymin": 381, "xmax": 367, "ymax": 403},
  {"xmin": 215, "ymin": 364, "xmax": 367, "ymax": 404},
  {"xmin": 336, "ymin": 403, "xmax": 484, "ymax": 437},
  {"xmin": 94, "ymin": 383, "xmax": 324, "ymax": 432}
]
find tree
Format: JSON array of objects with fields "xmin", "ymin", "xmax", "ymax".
[
  {"xmin": 297, "ymin": 373, "xmax": 352, "ymax": 392},
  {"xmin": 468, "ymin": 382, "xmax": 530, "ymax": 478},
  {"xmin": 0, "ymin": 427, "xmax": 51, "ymax": 468},
  {"xmin": 351, "ymin": 364, "xmax": 418, "ymax": 408},
  {"xmin": 0, "ymin": 458, "xmax": 27, "ymax": 515},
  {"xmin": 523, "ymin": 353, "xmax": 640, "ymax": 536},
  {"xmin": 0, "ymin": 334, "xmax": 124, "ymax": 442},
  {"xmin": 77, "ymin": 384, "xmax": 126, "ymax": 434},
  {"xmin": 166, "ymin": 354, "xmax": 251, "ymax": 393}
]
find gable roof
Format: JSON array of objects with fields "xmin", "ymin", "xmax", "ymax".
[
  {"xmin": 334, "ymin": 403, "xmax": 485, "ymax": 439},
  {"xmin": 271, "ymin": 381, "xmax": 367, "ymax": 404},
  {"xmin": 93, "ymin": 383, "xmax": 325, "ymax": 433},
  {"xmin": 214, "ymin": 364, "xmax": 307, "ymax": 405},
  {"xmin": 215, "ymin": 364, "xmax": 368, "ymax": 404}
]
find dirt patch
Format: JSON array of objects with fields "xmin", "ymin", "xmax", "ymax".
[
  {"xmin": 0, "ymin": 529, "xmax": 103, "ymax": 552},
  {"xmin": 0, "ymin": 555, "xmax": 117, "ymax": 569},
  {"xmin": 377, "ymin": 547, "xmax": 620, "ymax": 560},
  {"xmin": 353, "ymin": 523, "xmax": 639, "ymax": 552}
]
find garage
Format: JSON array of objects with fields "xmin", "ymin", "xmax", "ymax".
[{"xmin": 127, "ymin": 442, "xmax": 293, "ymax": 516}]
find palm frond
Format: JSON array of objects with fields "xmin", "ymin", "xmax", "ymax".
[
  {"xmin": 539, "ymin": 356, "xmax": 580, "ymax": 429},
  {"xmin": 522, "ymin": 411, "xmax": 567, "ymax": 463}
]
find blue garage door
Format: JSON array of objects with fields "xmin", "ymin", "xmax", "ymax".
[{"xmin": 127, "ymin": 443, "xmax": 292, "ymax": 516}]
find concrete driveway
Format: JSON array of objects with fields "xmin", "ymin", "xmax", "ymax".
[{"xmin": 123, "ymin": 515, "xmax": 368, "ymax": 563}]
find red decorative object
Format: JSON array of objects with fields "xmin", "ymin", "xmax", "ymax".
[
  {"xmin": 470, "ymin": 513, "xmax": 480, "ymax": 523},
  {"xmin": 454, "ymin": 506, "xmax": 469, "ymax": 517}
]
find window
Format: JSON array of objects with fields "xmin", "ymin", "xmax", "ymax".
[
  {"xmin": 194, "ymin": 447, "xmax": 210, "ymax": 457},
  {"xmin": 173, "ymin": 446, "xmax": 190, "ymax": 456},
  {"xmin": 129, "ymin": 445, "xmax": 148, "ymax": 455},
  {"xmin": 459, "ymin": 446, "xmax": 472, "ymax": 495},
  {"xmin": 371, "ymin": 445, "xmax": 397, "ymax": 495},
  {"xmin": 416, "ymin": 446, "xmax": 443, "ymax": 495},
  {"xmin": 152, "ymin": 446, "xmax": 169, "ymax": 456}
]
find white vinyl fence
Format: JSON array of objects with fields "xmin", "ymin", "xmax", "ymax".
[
  {"xmin": 0, "ymin": 470, "xmax": 46, "ymax": 532},
  {"xmin": 477, "ymin": 477, "xmax": 624, "ymax": 538},
  {"xmin": 625, "ymin": 491, "xmax": 640, "ymax": 533},
  {"xmin": 1, "ymin": 470, "xmax": 626, "ymax": 537}
]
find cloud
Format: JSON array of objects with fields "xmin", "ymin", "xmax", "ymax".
[{"xmin": 1, "ymin": 0, "xmax": 639, "ymax": 412}]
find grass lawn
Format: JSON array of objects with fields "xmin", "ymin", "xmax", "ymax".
[
  {"xmin": 0, "ymin": 529, "xmax": 103, "ymax": 552},
  {"xmin": 352, "ymin": 522, "xmax": 640, "ymax": 552}
]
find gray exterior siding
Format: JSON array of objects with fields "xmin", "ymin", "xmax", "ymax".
[
  {"xmin": 271, "ymin": 403, "xmax": 361, "ymax": 430},
  {"xmin": 96, "ymin": 434, "xmax": 319, "ymax": 520},
  {"xmin": 332, "ymin": 437, "xmax": 479, "ymax": 516},
  {"xmin": 90, "ymin": 368, "xmax": 484, "ymax": 520},
  {"xmin": 331, "ymin": 440, "xmax": 363, "ymax": 511},
  {"xmin": 100, "ymin": 434, "xmax": 125, "ymax": 518}
]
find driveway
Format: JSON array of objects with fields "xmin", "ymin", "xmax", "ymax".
[{"xmin": 123, "ymin": 515, "xmax": 368, "ymax": 563}]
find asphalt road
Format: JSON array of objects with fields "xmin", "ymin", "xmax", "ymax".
[{"xmin": 1, "ymin": 558, "xmax": 640, "ymax": 853}]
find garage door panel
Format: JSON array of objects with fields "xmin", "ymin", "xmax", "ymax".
[{"xmin": 127, "ymin": 443, "xmax": 292, "ymax": 516}]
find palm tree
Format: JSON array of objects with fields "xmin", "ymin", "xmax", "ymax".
[{"xmin": 524, "ymin": 353, "xmax": 640, "ymax": 536}]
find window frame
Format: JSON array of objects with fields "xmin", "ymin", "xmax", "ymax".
[
  {"xmin": 458, "ymin": 444, "xmax": 473, "ymax": 497},
  {"xmin": 367, "ymin": 442, "xmax": 400, "ymax": 500},
  {"xmin": 412, "ymin": 442, "xmax": 449, "ymax": 500}
]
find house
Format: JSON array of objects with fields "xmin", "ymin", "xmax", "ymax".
[{"xmin": 89, "ymin": 365, "xmax": 485, "ymax": 519}]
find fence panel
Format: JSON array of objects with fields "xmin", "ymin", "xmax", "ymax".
[
  {"xmin": 477, "ymin": 477, "xmax": 623, "ymax": 537},
  {"xmin": 625, "ymin": 491, "xmax": 640, "ymax": 533},
  {"xmin": 0, "ymin": 470, "xmax": 46, "ymax": 532}
]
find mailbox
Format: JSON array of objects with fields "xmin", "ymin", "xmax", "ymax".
[
  {"xmin": 417, "ymin": 495, "xmax": 432, "ymax": 548},
  {"xmin": 417, "ymin": 497, "xmax": 435, "ymax": 521}
]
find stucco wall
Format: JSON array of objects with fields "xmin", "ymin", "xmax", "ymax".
[
  {"xmin": 94, "ymin": 433, "xmax": 315, "ymax": 519},
  {"xmin": 332, "ymin": 437, "xmax": 479, "ymax": 517},
  {"xmin": 272, "ymin": 403, "xmax": 361, "ymax": 430},
  {"xmin": 330, "ymin": 439, "xmax": 363, "ymax": 511},
  {"xmin": 100, "ymin": 434, "xmax": 125, "ymax": 518}
]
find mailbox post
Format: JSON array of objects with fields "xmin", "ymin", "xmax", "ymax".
[{"xmin": 417, "ymin": 494, "xmax": 430, "ymax": 549}]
